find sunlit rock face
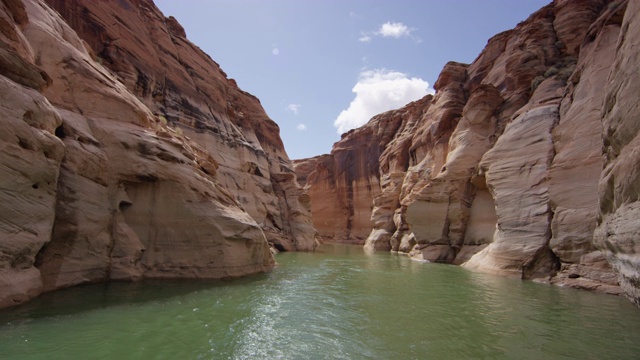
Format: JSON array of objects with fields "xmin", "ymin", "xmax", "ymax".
[
  {"xmin": 0, "ymin": 0, "xmax": 315, "ymax": 308},
  {"xmin": 296, "ymin": 0, "xmax": 639, "ymax": 302}
]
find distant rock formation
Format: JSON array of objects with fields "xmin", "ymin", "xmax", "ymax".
[
  {"xmin": 296, "ymin": 0, "xmax": 639, "ymax": 304},
  {"xmin": 0, "ymin": 0, "xmax": 316, "ymax": 308}
]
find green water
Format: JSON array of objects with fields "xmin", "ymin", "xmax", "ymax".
[{"xmin": 1, "ymin": 244, "xmax": 639, "ymax": 359}]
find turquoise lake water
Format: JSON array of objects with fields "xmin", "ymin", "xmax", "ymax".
[{"xmin": 1, "ymin": 243, "xmax": 639, "ymax": 359}]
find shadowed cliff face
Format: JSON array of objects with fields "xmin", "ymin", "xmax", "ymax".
[
  {"xmin": 296, "ymin": 0, "xmax": 640, "ymax": 304},
  {"xmin": 0, "ymin": 0, "xmax": 315, "ymax": 308}
]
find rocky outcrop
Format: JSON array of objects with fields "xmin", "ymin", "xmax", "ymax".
[
  {"xmin": 296, "ymin": 0, "xmax": 638, "ymax": 301},
  {"xmin": 0, "ymin": 0, "xmax": 314, "ymax": 308}
]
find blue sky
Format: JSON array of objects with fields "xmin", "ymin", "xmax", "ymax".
[{"xmin": 155, "ymin": 0, "xmax": 549, "ymax": 159}]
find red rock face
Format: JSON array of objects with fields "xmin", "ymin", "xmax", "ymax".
[
  {"xmin": 294, "ymin": 95, "xmax": 432, "ymax": 243},
  {"xmin": 297, "ymin": 0, "xmax": 639, "ymax": 302},
  {"xmin": 0, "ymin": 0, "xmax": 315, "ymax": 308}
]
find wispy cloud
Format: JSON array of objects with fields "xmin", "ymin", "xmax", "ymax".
[
  {"xmin": 296, "ymin": 123, "xmax": 307, "ymax": 131},
  {"xmin": 349, "ymin": 11, "xmax": 362, "ymax": 19},
  {"xmin": 334, "ymin": 69, "xmax": 433, "ymax": 134},
  {"xmin": 286, "ymin": 103, "xmax": 301, "ymax": 115},
  {"xmin": 358, "ymin": 34, "xmax": 372, "ymax": 42}
]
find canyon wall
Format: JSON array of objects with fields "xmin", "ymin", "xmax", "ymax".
[
  {"xmin": 594, "ymin": 0, "xmax": 640, "ymax": 307},
  {"xmin": 292, "ymin": 99, "xmax": 431, "ymax": 242},
  {"xmin": 0, "ymin": 0, "xmax": 315, "ymax": 308},
  {"xmin": 296, "ymin": 0, "xmax": 637, "ymax": 301}
]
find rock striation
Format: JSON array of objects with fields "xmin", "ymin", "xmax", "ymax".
[
  {"xmin": 296, "ymin": 0, "xmax": 639, "ymax": 303},
  {"xmin": 594, "ymin": 0, "xmax": 640, "ymax": 307},
  {"xmin": 0, "ymin": 0, "xmax": 315, "ymax": 308}
]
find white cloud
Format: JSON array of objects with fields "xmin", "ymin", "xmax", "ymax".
[
  {"xmin": 359, "ymin": 21, "xmax": 419, "ymax": 43},
  {"xmin": 272, "ymin": 47, "xmax": 280, "ymax": 55},
  {"xmin": 286, "ymin": 103, "xmax": 301, "ymax": 115},
  {"xmin": 334, "ymin": 69, "xmax": 433, "ymax": 134},
  {"xmin": 296, "ymin": 123, "xmax": 307, "ymax": 131},
  {"xmin": 378, "ymin": 22, "xmax": 413, "ymax": 38}
]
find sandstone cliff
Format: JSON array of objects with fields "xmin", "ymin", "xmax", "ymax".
[
  {"xmin": 296, "ymin": 0, "xmax": 637, "ymax": 301},
  {"xmin": 0, "ymin": 0, "xmax": 315, "ymax": 308},
  {"xmin": 594, "ymin": 0, "xmax": 640, "ymax": 307}
]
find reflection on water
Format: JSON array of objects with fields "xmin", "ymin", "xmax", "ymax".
[{"xmin": 0, "ymin": 243, "xmax": 639, "ymax": 359}]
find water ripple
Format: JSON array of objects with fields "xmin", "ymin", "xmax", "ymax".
[{"xmin": 0, "ymin": 244, "xmax": 639, "ymax": 359}]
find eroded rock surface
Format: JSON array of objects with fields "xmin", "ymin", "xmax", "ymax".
[
  {"xmin": 0, "ymin": 0, "xmax": 314, "ymax": 308},
  {"xmin": 296, "ymin": 0, "xmax": 638, "ymax": 302},
  {"xmin": 594, "ymin": 0, "xmax": 640, "ymax": 306},
  {"xmin": 43, "ymin": 0, "xmax": 316, "ymax": 253}
]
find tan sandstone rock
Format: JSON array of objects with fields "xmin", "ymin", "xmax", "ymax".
[
  {"xmin": 594, "ymin": 0, "xmax": 640, "ymax": 306},
  {"xmin": 296, "ymin": 0, "xmax": 636, "ymax": 301},
  {"xmin": 0, "ymin": 73, "xmax": 64, "ymax": 307},
  {"xmin": 464, "ymin": 104, "xmax": 558, "ymax": 279},
  {"xmin": 44, "ymin": 0, "xmax": 317, "ymax": 253},
  {"xmin": 0, "ymin": 0, "xmax": 314, "ymax": 308}
]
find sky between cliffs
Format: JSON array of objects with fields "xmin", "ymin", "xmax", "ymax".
[{"xmin": 155, "ymin": 0, "xmax": 548, "ymax": 159}]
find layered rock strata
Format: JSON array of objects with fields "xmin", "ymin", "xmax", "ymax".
[
  {"xmin": 296, "ymin": 0, "xmax": 637, "ymax": 301},
  {"xmin": 43, "ymin": 0, "xmax": 316, "ymax": 253},
  {"xmin": 594, "ymin": 0, "xmax": 640, "ymax": 306},
  {"xmin": 0, "ymin": 0, "xmax": 315, "ymax": 308}
]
